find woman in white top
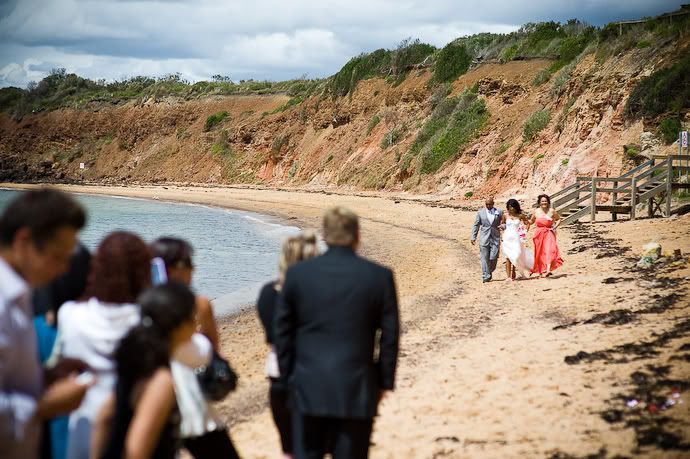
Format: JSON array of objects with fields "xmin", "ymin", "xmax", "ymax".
[{"xmin": 57, "ymin": 232, "xmax": 152, "ymax": 459}]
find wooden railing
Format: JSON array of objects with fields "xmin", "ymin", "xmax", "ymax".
[{"xmin": 554, "ymin": 155, "xmax": 690, "ymax": 224}]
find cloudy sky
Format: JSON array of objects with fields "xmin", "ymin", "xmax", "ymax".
[{"xmin": 0, "ymin": 0, "xmax": 685, "ymax": 88}]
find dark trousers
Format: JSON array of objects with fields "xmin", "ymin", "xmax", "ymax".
[
  {"xmin": 270, "ymin": 383, "xmax": 293, "ymax": 454},
  {"xmin": 293, "ymin": 413, "xmax": 373, "ymax": 459},
  {"xmin": 184, "ymin": 429, "xmax": 240, "ymax": 459}
]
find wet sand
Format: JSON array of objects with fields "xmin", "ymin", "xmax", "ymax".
[{"xmin": 4, "ymin": 183, "xmax": 689, "ymax": 458}]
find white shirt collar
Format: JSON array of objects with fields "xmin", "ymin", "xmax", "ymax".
[{"xmin": 0, "ymin": 256, "xmax": 30, "ymax": 306}]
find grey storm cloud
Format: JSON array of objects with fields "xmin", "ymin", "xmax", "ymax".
[{"xmin": 0, "ymin": 0, "xmax": 686, "ymax": 88}]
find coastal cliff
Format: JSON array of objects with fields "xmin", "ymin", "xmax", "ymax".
[{"xmin": 1, "ymin": 13, "xmax": 688, "ymax": 198}]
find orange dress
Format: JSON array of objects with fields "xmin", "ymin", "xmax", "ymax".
[{"xmin": 531, "ymin": 216, "xmax": 563, "ymax": 274}]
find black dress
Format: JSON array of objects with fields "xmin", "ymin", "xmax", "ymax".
[
  {"xmin": 101, "ymin": 376, "xmax": 179, "ymax": 459},
  {"xmin": 256, "ymin": 281, "xmax": 292, "ymax": 454}
]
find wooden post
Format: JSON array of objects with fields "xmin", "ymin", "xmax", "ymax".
[
  {"xmin": 666, "ymin": 158, "xmax": 673, "ymax": 217},
  {"xmin": 591, "ymin": 178, "xmax": 597, "ymax": 223},
  {"xmin": 679, "ymin": 134, "xmax": 682, "ymax": 182},
  {"xmin": 612, "ymin": 180, "xmax": 618, "ymax": 222},
  {"xmin": 630, "ymin": 177, "xmax": 637, "ymax": 221},
  {"xmin": 648, "ymin": 198, "xmax": 654, "ymax": 217}
]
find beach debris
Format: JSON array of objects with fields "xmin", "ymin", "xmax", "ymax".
[
  {"xmin": 636, "ymin": 242, "xmax": 661, "ymax": 268},
  {"xmin": 601, "ymin": 277, "xmax": 625, "ymax": 284},
  {"xmin": 600, "ymin": 409, "xmax": 623, "ymax": 423},
  {"xmin": 434, "ymin": 436, "xmax": 460, "ymax": 443},
  {"xmin": 661, "ymin": 390, "xmax": 682, "ymax": 410},
  {"xmin": 625, "ymin": 392, "xmax": 683, "ymax": 412}
]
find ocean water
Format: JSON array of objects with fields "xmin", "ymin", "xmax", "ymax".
[{"xmin": 0, "ymin": 189, "xmax": 300, "ymax": 315}]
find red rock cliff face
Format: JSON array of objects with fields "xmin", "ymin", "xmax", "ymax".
[{"xmin": 0, "ymin": 35, "xmax": 686, "ymax": 198}]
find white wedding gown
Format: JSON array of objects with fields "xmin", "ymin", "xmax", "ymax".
[{"xmin": 502, "ymin": 218, "xmax": 534, "ymax": 274}]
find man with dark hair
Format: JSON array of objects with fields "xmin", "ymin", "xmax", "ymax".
[
  {"xmin": 0, "ymin": 188, "xmax": 90, "ymax": 459},
  {"xmin": 275, "ymin": 206, "xmax": 400, "ymax": 459}
]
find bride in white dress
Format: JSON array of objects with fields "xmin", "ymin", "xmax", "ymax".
[{"xmin": 500, "ymin": 199, "xmax": 534, "ymax": 280}]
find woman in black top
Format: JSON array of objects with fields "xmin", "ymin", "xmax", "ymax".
[
  {"xmin": 257, "ymin": 232, "xmax": 319, "ymax": 458},
  {"xmin": 94, "ymin": 283, "xmax": 197, "ymax": 459}
]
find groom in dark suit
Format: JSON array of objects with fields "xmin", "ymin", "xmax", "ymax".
[
  {"xmin": 274, "ymin": 206, "xmax": 400, "ymax": 459},
  {"xmin": 470, "ymin": 196, "xmax": 503, "ymax": 282}
]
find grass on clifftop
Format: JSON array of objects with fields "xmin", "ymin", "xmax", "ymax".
[
  {"xmin": 328, "ymin": 38, "xmax": 435, "ymax": 97},
  {"xmin": 0, "ymin": 69, "xmax": 326, "ymax": 119},
  {"xmin": 2, "ymin": 8, "xmax": 688, "ymax": 120}
]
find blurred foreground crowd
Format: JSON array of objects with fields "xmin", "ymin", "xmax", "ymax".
[{"xmin": 1, "ymin": 188, "xmax": 399, "ymax": 459}]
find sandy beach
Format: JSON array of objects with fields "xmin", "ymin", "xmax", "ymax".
[{"xmin": 4, "ymin": 182, "xmax": 689, "ymax": 458}]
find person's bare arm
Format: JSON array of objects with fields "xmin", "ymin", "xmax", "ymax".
[
  {"xmin": 90, "ymin": 392, "xmax": 115, "ymax": 459},
  {"xmin": 124, "ymin": 369, "xmax": 175, "ymax": 459},
  {"xmin": 499, "ymin": 213, "xmax": 506, "ymax": 240},
  {"xmin": 552, "ymin": 209, "xmax": 561, "ymax": 231},
  {"xmin": 195, "ymin": 296, "xmax": 219, "ymax": 352},
  {"xmin": 35, "ymin": 374, "xmax": 90, "ymax": 420}
]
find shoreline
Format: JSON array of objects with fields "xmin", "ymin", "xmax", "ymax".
[{"xmin": 4, "ymin": 182, "xmax": 690, "ymax": 458}]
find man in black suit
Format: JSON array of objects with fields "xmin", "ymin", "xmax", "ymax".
[{"xmin": 274, "ymin": 206, "xmax": 400, "ymax": 459}]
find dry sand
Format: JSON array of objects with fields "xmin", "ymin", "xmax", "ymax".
[{"xmin": 4, "ymin": 183, "xmax": 689, "ymax": 458}]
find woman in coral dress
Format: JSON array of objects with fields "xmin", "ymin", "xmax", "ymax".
[{"xmin": 530, "ymin": 194, "xmax": 563, "ymax": 277}]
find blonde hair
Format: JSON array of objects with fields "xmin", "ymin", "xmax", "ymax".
[
  {"xmin": 277, "ymin": 231, "xmax": 320, "ymax": 288},
  {"xmin": 322, "ymin": 206, "xmax": 359, "ymax": 246}
]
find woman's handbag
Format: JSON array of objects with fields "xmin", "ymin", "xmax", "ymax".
[{"xmin": 195, "ymin": 352, "xmax": 238, "ymax": 401}]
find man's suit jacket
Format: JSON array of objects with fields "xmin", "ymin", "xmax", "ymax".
[
  {"xmin": 274, "ymin": 245, "xmax": 399, "ymax": 420},
  {"xmin": 470, "ymin": 207, "xmax": 503, "ymax": 247}
]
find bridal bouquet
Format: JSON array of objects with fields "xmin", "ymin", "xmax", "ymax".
[{"xmin": 517, "ymin": 223, "xmax": 527, "ymax": 242}]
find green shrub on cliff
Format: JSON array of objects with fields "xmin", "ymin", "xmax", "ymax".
[
  {"xmin": 271, "ymin": 96, "xmax": 304, "ymax": 114},
  {"xmin": 366, "ymin": 115, "xmax": 381, "ymax": 135},
  {"xmin": 523, "ymin": 109, "xmax": 551, "ymax": 142},
  {"xmin": 390, "ymin": 38, "xmax": 436, "ymax": 75},
  {"xmin": 329, "ymin": 49, "xmax": 392, "ymax": 97},
  {"xmin": 532, "ymin": 69, "xmax": 551, "ymax": 86},
  {"xmin": 204, "ymin": 111, "xmax": 229, "ymax": 131},
  {"xmin": 657, "ymin": 117, "xmax": 682, "ymax": 145},
  {"xmin": 430, "ymin": 43, "xmax": 471, "ymax": 85},
  {"xmin": 625, "ymin": 53, "xmax": 690, "ymax": 120},
  {"xmin": 420, "ymin": 91, "xmax": 489, "ymax": 174},
  {"xmin": 0, "ymin": 87, "xmax": 23, "ymax": 112},
  {"xmin": 409, "ymin": 96, "xmax": 458, "ymax": 157},
  {"xmin": 549, "ymin": 31, "xmax": 595, "ymax": 72},
  {"xmin": 328, "ymin": 39, "xmax": 435, "ymax": 97}
]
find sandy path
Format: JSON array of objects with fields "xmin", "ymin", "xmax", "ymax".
[{"xmin": 4, "ymin": 183, "xmax": 689, "ymax": 458}]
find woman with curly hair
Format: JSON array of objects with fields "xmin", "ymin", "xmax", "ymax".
[{"xmin": 55, "ymin": 232, "xmax": 151, "ymax": 459}]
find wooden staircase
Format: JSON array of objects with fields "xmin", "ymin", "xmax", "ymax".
[{"xmin": 551, "ymin": 155, "xmax": 690, "ymax": 225}]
